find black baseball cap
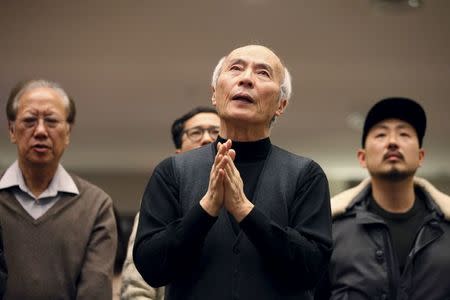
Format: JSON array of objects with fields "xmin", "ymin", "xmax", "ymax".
[{"xmin": 362, "ymin": 97, "xmax": 426, "ymax": 147}]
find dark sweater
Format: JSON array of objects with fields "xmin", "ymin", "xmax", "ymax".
[
  {"xmin": 217, "ymin": 137, "xmax": 270, "ymax": 234},
  {"xmin": 134, "ymin": 142, "xmax": 332, "ymax": 300},
  {"xmin": 0, "ymin": 174, "xmax": 117, "ymax": 300}
]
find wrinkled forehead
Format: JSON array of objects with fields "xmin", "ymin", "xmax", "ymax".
[
  {"xmin": 225, "ymin": 45, "xmax": 284, "ymax": 77},
  {"xmin": 18, "ymin": 87, "xmax": 67, "ymax": 111}
]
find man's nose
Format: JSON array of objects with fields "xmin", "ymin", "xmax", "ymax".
[
  {"xmin": 238, "ymin": 69, "xmax": 254, "ymax": 88},
  {"xmin": 200, "ymin": 131, "xmax": 214, "ymax": 145},
  {"xmin": 387, "ymin": 133, "xmax": 398, "ymax": 148},
  {"xmin": 34, "ymin": 119, "xmax": 49, "ymax": 138}
]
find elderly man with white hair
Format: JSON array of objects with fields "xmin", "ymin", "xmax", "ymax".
[
  {"xmin": 0, "ymin": 79, "xmax": 117, "ymax": 300},
  {"xmin": 134, "ymin": 45, "xmax": 332, "ymax": 300}
]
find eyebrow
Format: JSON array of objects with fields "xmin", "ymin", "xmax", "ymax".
[
  {"xmin": 227, "ymin": 59, "xmax": 274, "ymax": 75},
  {"xmin": 227, "ymin": 58, "xmax": 246, "ymax": 67}
]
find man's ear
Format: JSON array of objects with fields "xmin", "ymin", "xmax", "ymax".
[
  {"xmin": 64, "ymin": 124, "xmax": 72, "ymax": 147},
  {"xmin": 274, "ymin": 99, "xmax": 288, "ymax": 117},
  {"xmin": 418, "ymin": 149, "xmax": 425, "ymax": 167},
  {"xmin": 9, "ymin": 122, "xmax": 17, "ymax": 144},
  {"xmin": 211, "ymin": 86, "xmax": 216, "ymax": 106},
  {"xmin": 175, "ymin": 148, "xmax": 181, "ymax": 154},
  {"xmin": 357, "ymin": 148, "xmax": 367, "ymax": 168}
]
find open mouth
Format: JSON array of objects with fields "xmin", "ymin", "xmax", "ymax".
[
  {"xmin": 33, "ymin": 144, "xmax": 50, "ymax": 151},
  {"xmin": 232, "ymin": 93, "xmax": 254, "ymax": 104}
]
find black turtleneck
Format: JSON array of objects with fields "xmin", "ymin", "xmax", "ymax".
[
  {"xmin": 217, "ymin": 136, "xmax": 271, "ymax": 200},
  {"xmin": 217, "ymin": 136, "xmax": 271, "ymax": 233}
]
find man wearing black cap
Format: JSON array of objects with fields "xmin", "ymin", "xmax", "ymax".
[{"xmin": 316, "ymin": 97, "xmax": 450, "ymax": 300}]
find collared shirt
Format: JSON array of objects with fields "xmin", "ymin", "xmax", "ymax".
[{"xmin": 0, "ymin": 161, "xmax": 79, "ymax": 219}]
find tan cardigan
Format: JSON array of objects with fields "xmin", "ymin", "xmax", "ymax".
[{"xmin": 120, "ymin": 212, "xmax": 164, "ymax": 300}]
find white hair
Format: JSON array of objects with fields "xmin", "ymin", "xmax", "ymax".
[
  {"xmin": 11, "ymin": 80, "xmax": 70, "ymax": 114},
  {"xmin": 211, "ymin": 56, "xmax": 292, "ymax": 102},
  {"xmin": 7, "ymin": 79, "xmax": 75, "ymax": 124}
]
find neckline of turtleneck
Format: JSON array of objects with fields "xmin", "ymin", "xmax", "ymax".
[{"xmin": 216, "ymin": 136, "xmax": 271, "ymax": 163}]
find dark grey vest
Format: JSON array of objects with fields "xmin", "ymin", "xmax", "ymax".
[{"xmin": 166, "ymin": 143, "xmax": 315, "ymax": 300}]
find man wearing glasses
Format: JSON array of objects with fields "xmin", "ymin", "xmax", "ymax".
[
  {"xmin": 120, "ymin": 106, "xmax": 220, "ymax": 300},
  {"xmin": 171, "ymin": 107, "xmax": 220, "ymax": 154},
  {"xmin": 0, "ymin": 79, "xmax": 117, "ymax": 299}
]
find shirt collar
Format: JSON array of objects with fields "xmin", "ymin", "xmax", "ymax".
[{"xmin": 0, "ymin": 160, "xmax": 79, "ymax": 198}]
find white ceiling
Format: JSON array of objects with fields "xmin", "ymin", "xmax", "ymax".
[{"xmin": 1, "ymin": 0, "xmax": 449, "ymax": 180}]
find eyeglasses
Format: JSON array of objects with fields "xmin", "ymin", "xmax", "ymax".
[
  {"xmin": 183, "ymin": 126, "xmax": 220, "ymax": 142},
  {"xmin": 17, "ymin": 116, "xmax": 65, "ymax": 129}
]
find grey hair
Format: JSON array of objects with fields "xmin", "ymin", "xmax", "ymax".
[
  {"xmin": 211, "ymin": 56, "xmax": 292, "ymax": 102},
  {"xmin": 6, "ymin": 79, "xmax": 76, "ymax": 124}
]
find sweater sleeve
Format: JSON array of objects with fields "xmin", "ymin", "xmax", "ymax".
[
  {"xmin": 239, "ymin": 160, "xmax": 333, "ymax": 289},
  {"xmin": 76, "ymin": 194, "xmax": 117, "ymax": 300},
  {"xmin": 133, "ymin": 158, "xmax": 217, "ymax": 287}
]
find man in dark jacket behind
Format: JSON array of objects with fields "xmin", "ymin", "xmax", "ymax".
[{"xmin": 316, "ymin": 97, "xmax": 450, "ymax": 300}]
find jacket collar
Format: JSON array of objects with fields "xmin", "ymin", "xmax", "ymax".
[{"xmin": 331, "ymin": 177, "xmax": 450, "ymax": 221}]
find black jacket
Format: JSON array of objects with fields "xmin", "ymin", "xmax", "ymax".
[
  {"xmin": 317, "ymin": 177, "xmax": 450, "ymax": 300},
  {"xmin": 134, "ymin": 143, "xmax": 332, "ymax": 300}
]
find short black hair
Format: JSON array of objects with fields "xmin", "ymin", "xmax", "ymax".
[
  {"xmin": 171, "ymin": 106, "xmax": 218, "ymax": 149},
  {"xmin": 362, "ymin": 97, "xmax": 426, "ymax": 147}
]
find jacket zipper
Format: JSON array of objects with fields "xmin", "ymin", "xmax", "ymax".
[{"xmin": 382, "ymin": 226, "xmax": 400, "ymax": 300}]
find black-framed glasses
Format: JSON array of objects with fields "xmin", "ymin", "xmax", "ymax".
[{"xmin": 183, "ymin": 126, "xmax": 220, "ymax": 142}]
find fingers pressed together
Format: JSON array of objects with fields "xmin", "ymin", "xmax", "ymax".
[{"xmin": 200, "ymin": 139, "xmax": 254, "ymax": 221}]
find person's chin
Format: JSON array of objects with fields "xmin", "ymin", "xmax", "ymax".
[
  {"xmin": 373, "ymin": 168, "xmax": 414, "ymax": 181},
  {"xmin": 28, "ymin": 153, "xmax": 54, "ymax": 164},
  {"xmin": 226, "ymin": 108, "xmax": 255, "ymax": 120}
]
